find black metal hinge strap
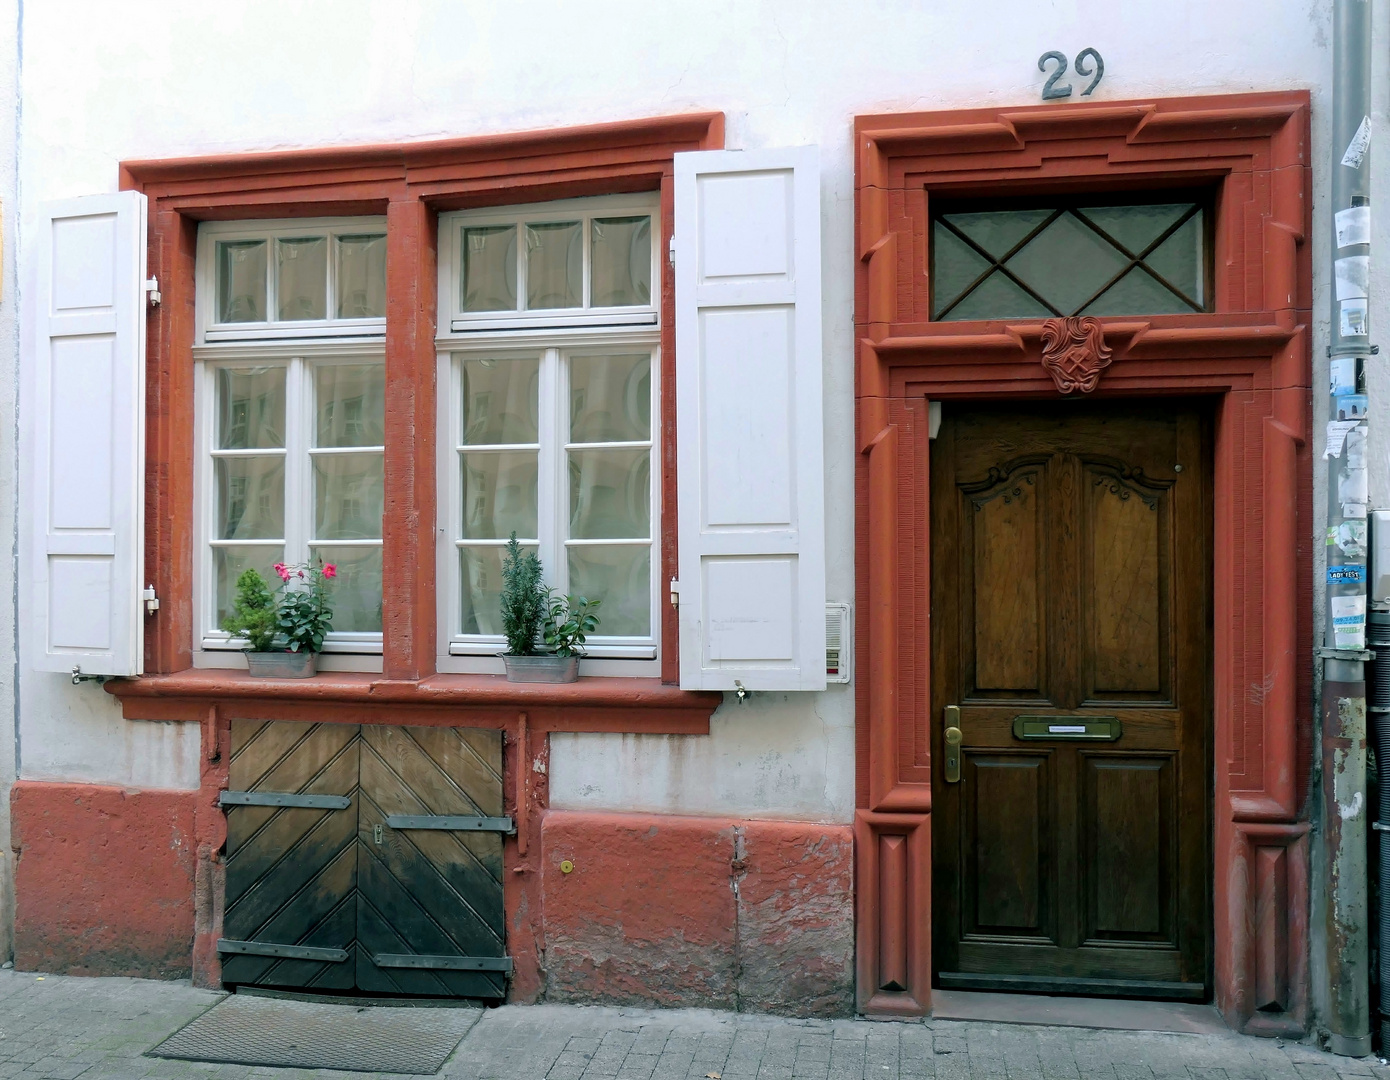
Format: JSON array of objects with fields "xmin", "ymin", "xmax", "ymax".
[
  {"xmin": 372, "ymin": 953, "xmax": 514, "ymax": 973},
  {"xmin": 217, "ymin": 939, "xmax": 349, "ymax": 962},
  {"xmin": 385, "ymin": 815, "xmax": 514, "ymax": 832},
  {"xmin": 219, "ymin": 791, "xmax": 352, "ymax": 810}
]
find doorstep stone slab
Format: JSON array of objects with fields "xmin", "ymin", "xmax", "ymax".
[{"xmin": 929, "ymin": 989, "xmax": 1231, "ymax": 1034}]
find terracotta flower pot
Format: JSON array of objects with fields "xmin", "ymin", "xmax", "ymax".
[
  {"xmin": 501, "ymin": 654, "xmax": 579, "ymax": 683},
  {"xmin": 245, "ymin": 651, "xmax": 318, "ymax": 679}
]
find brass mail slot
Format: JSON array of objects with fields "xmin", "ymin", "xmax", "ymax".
[{"xmin": 1012, "ymin": 716, "xmax": 1121, "ymax": 741}]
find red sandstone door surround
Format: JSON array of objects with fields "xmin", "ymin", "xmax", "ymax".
[{"xmin": 852, "ymin": 93, "xmax": 1312, "ymax": 1036}]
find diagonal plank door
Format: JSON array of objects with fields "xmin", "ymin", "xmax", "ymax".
[
  {"xmin": 223, "ymin": 721, "xmax": 508, "ymax": 998},
  {"xmin": 356, "ymin": 726, "xmax": 508, "ymax": 999},
  {"xmin": 223, "ymin": 721, "xmax": 361, "ymax": 990}
]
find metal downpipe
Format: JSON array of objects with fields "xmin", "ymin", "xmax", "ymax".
[{"xmin": 1324, "ymin": 0, "xmax": 1373, "ymax": 1057}]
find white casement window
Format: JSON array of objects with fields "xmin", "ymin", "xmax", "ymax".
[
  {"xmin": 194, "ymin": 218, "xmax": 387, "ymax": 669},
  {"xmin": 437, "ymin": 195, "xmax": 660, "ymax": 674}
]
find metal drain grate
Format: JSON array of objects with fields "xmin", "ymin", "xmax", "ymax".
[{"xmin": 149, "ymin": 992, "xmax": 481, "ymax": 1074}]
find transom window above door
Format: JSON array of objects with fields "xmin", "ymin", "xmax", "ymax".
[
  {"xmin": 930, "ymin": 194, "xmax": 1211, "ymax": 321},
  {"xmin": 438, "ymin": 195, "xmax": 657, "ymax": 333}
]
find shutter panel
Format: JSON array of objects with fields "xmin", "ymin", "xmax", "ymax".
[
  {"xmin": 27, "ymin": 192, "xmax": 148, "ymax": 676},
  {"xmin": 674, "ymin": 146, "xmax": 826, "ymax": 691}
]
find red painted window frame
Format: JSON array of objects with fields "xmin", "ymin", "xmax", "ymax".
[
  {"xmin": 110, "ymin": 113, "xmax": 725, "ymax": 730},
  {"xmin": 853, "ymin": 92, "xmax": 1313, "ymax": 1034}
]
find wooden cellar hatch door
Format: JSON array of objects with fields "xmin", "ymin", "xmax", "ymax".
[
  {"xmin": 930, "ymin": 400, "xmax": 1212, "ymax": 1001},
  {"xmin": 220, "ymin": 721, "xmax": 511, "ymax": 999}
]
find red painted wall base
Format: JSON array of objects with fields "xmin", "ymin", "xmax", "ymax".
[
  {"xmin": 9, "ymin": 781, "xmax": 855, "ymax": 1015},
  {"xmin": 10, "ymin": 781, "xmax": 197, "ymax": 979},
  {"xmin": 541, "ymin": 810, "xmax": 854, "ymax": 1015}
]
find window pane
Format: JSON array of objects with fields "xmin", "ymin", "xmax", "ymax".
[
  {"xmin": 569, "ymin": 449, "xmax": 650, "ymax": 539},
  {"xmin": 946, "ymin": 271, "xmax": 1051, "ymax": 321},
  {"xmin": 1076, "ymin": 203, "xmax": 1192, "ymax": 255},
  {"xmin": 309, "ymin": 545, "xmax": 382, "ymax": 633},
  {"xmin": 217, "ymin": 457, "xmax": 285, "ymax": 539},
  {"xmin": 215, "ymin": 545, "xmax": 284, "ymax": 628},
  {"xmin": 336, "ymin": 234, "xmax": 387, "ymax": 318},
  {"xmin": 314, "ymin": 453, "xmax": 384, "ymax": 540},
  {"xmin": 216, "ymin": 240, "xmax": 267, "ymax": 323},
  {"xmin": 277, "ymin": 237, "xmax": 328, "ymax": 321},
  {"xmin": 316, "ymin": 364, "xmax": 385, "ymax": 447},
  {"xmin": 567, "ymin": 545, "xmax": 650, "ymax": 636},
  {"xmin": 460, "ymin": 545, "xmax": 534, "ymax": 636},
  {"xmin": 462, "ymin": 357, "xmax": 539, "ymax": 445},
  {"xmin": 931, "ymin": 225, "xmax": 992, "ymax": 315},
  {"xmin": 526, "ymin": 221, "xmax": 582, "ymax": 309},
  {"xmin": 591, "ymin": 216, "xmax": 652, "ymax": 307},
  {"xmin": 1005, "ymin": 213, "xmax": 1128, "ymax": 314},
  {"xmin": 461, "ymin": 451, "xmax": 538, "ymax": 539},
  {"xmin": 1083, "ymin": 268, "xmax": 1198, "ymax": 317},
  {"xmin": 942, "ymin": 209, "xmax": 1052, "ymax": 260},
  {"xmin": 462, "ymin": 226, "xmax": 518, "ymax": 312},
  {"xmin": 1142, "ymin": 209, "xmax": 1204, "ymax": 305},
  {"xmin": 570, "ymin": 354, "xmax": 650, "ymax": 443},
  {"xmin": 217, "ymin": 367, "xmax": 285, "ymax": 449}
]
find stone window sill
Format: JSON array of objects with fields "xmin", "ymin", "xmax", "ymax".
[{"xmin": 106, "ymin": 668, "xmax": 720, "ymax": 733}]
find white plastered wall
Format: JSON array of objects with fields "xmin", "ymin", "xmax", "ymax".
[{"xmin": 15, "ymin": 1, "xmax": 1336, "ymax": 824}]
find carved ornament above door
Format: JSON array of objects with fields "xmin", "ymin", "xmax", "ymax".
[{"xmin": 1040, "ymin": 316, "xmax": 1113, "ymax": 394}]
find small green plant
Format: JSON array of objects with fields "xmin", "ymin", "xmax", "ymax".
[
  {"xmin": 221, "ymin": 561, "xmax": 337, "ymax": 653},
  {"xmin": 543, "ymin": 592, "xmax": 602, "ymax": 657},
  {"xmin": 221, "ymin": 568, "xmax": 279, "ymax": 652},
  {"xmin": 275, "ymin": 561, "xmax": 336, "ymax": 653},
  {"xmin": 500, "ymin": 533, "xmax": 547, "ymax": 656}
]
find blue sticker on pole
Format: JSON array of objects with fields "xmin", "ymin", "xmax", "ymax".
[
  {"xmin": 1335, "ymin": 394, "xmax": 1369, "ymax": 421},
  {"xmin": 1328, "ymin": 564, "xmax": 1367, "ymax": 584}
]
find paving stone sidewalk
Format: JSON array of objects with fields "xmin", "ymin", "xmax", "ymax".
[{"xmin": 0, "ymin": 967, "xmax": 1387, "ymax": 1080}]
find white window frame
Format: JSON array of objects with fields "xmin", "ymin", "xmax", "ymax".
[
  {"xmin": 192, "ymin": 342, "xmax": 386, "ymax": 671},
  {"xmin": 438, "ymin": 194, "xmax": 659, "ymax": 334},
  {"xmin": 194, "ymin": 216, "xmax": 389, "ymax": 670},
  {"xmin": 197, "ymin": 216, "xmax": 388, "ymax": 343},
  {"xmin": 436, "ymin": 195, "xmax": 662, "ymax": 677}
]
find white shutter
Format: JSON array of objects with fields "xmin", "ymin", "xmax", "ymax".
[
  {"xmin": 674, "ymin": 146, "xmax": 825, "ymax": 691},
  {"xmin": 26, "ymin": 192, "xmax": 148, "ymax": 676}
]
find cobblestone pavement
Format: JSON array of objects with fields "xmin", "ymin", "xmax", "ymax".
[{"xmin": 2, "ymin": 968, "xmax": 1390, "ymax": 1080}]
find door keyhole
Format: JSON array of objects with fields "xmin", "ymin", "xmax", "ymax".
[{"xmin": 373, "ymin": 823, "xmax": 383, "ymax": 845}]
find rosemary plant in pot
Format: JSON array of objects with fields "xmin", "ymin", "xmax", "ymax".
[
  {"xmin": 499, "ymin": 535, "xmax": 601, "ymax": 683},
  {"xmin": 222, "ymin": 561, "xmax": 336, "ymax": 678}
]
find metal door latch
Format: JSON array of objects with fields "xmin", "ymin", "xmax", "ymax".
[{"xmin": 944, "ymin": 704, "xmax": 963, "ymax": 783}]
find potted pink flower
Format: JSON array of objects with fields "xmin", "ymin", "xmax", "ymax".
[{"xmin": 222, "ymin": 560, "xmax": 337, "ymax": 679}]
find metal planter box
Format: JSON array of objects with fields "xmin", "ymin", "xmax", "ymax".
[
  {"xmin": 245, "ymin": 651, "xmax": 318, "ymax": 679},
  {"xmin": 501, "ymin": 654, "xmax": 579, "ymax": 683}
]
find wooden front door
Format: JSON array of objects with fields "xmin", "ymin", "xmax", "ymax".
[
  {"xmin": 222, "ymin": 721, "xmax": 510, "ymax": 998},
  {"xmin": 930, "ymin": 400, "xmax": 1211, "ymax": 1000}
]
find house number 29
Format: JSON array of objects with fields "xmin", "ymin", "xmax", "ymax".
[{"xmin": 1038, "ymin": 48, "xmax": 1104, "ymax": 100}]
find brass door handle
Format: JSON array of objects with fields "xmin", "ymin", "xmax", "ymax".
[{"xmin": 944, "ymin": 704, "xmax": 962, "ymax": 783}]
